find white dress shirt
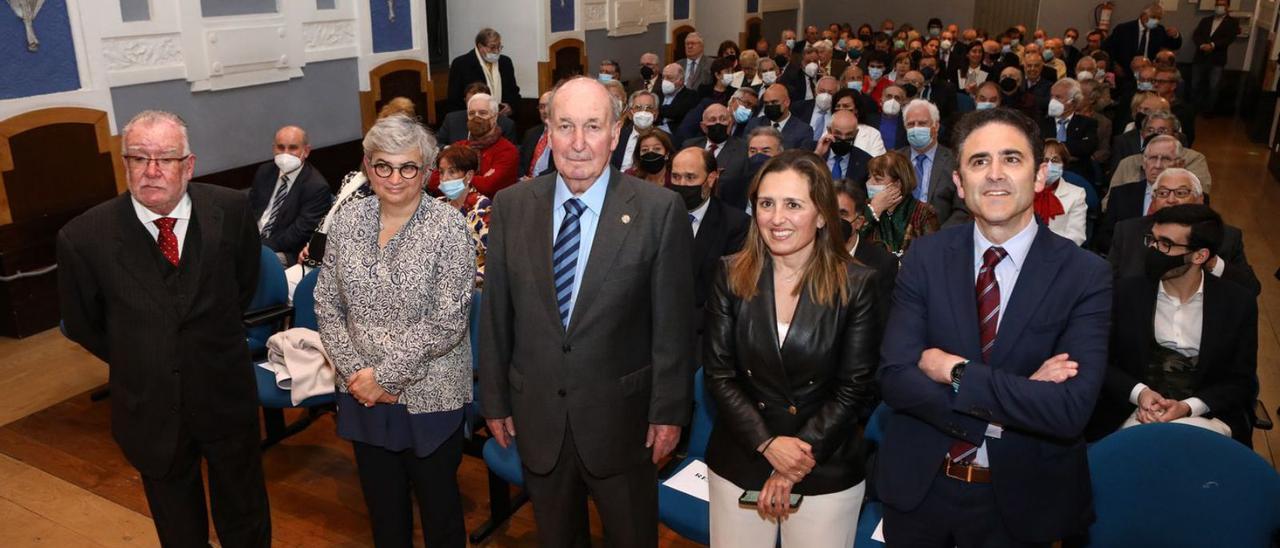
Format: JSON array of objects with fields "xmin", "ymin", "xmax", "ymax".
[
  {"xmin": 132, "ymin": 192, "xmax": 193, "ymax": 258},
  {"xmin": 855, "ymin": 125, "xmax": 887, "ymax": 157},
  {"xmin": 1128, "ymin": 274, "xmax": 1211, "ymax": 417},
  {"xmin": 257, "ymin": 166, "xmax": 301, "ymax": 231},
  {"xmin": 690, "ymin": 197, "xmax": 710, "ymax": 237},
  {"xmin": 968, "ymin": 220, "xmax": 1039, "ymax": 467},
  {"xmin": 621, "ymin": 127, "xmax": 643, "ymax": 171},
  {"xmin": 552, "ymin": 170, "xmax": 610, "ymax": 325}
]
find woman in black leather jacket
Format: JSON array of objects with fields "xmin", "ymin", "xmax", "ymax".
[{"xmin": 703, "ymin": 149, "xmax": 879, "ymax": 547}]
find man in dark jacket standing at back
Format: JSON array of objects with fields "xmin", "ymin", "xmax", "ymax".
[
  {"xmin": 448, "ymin": 28, "xmax": 521, "ymax": 116},
  {"xmin": 1191, "ymin": 0, "xmax": 1240, "ymax": 114}
]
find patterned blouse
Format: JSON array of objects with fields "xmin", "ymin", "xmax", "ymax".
[
  {"xmin": 436, "ymin": 188, "xmax": 491, "ymax": 289},
  {"xmin": 315, "ymin": 193, "xmax": 475, "ymax": 414}
]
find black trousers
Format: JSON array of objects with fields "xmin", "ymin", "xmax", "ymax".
[
  {"xmin": 881, "ymin": 472, "xmax": 1048, "ymax": 548},
  {"xmin": 351, "ymin": 427, "xmax": 465, "ymax": 548},
  {"xmin": 139, "ymin": 422, "xmax": 271, "ymax": 548},
  {"xmin": 522, "ymin": 425, "xmax": 658, "ymax": 548}
]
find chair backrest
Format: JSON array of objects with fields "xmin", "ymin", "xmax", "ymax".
[
  {"xmin": 1084, "ymin": 423, "xmax": 1280, "ymax": 547},
  {"xmin": 246, "ymin": 246, "xmax": 289, "ymax": 344},
  {"xmin": 292, "ymin": 267, "xmax": 321, "ymax": 331},
  {"xmin": 686, "ymin": 367, "xmax": 716, "ymax": 461}
]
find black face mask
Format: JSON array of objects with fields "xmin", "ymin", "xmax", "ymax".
[
  {"xmin": 763, "ymin": 103, "xmax": 785, "ymax": 121},
  {"xmin": 705, "ymin": 123, "xmax": 729, "ymax": 144},
  {"xmin": 1133, "ymin": 112, "xmax": 1148, "ymax": 134},
  {"xmin": 840, "ymin": 218, "xmax": 854, "ymax": 242},
  {"xmin": 830, "ymin": 138, "xmax": 855, "ymax": 157},
  {"xmin": 638, "ymin": 152, "xmax": 667, "ymax": 174},
  {"xmin": 902, "ymin": 83, "xmax": 919, "ymax": 98},
  {"xmin": 747, "ymin": 153, "xmax": 772, "ymax": 175},
  {"xmin": 667, "ymin": 183, "xmax": 707, "ymax": 211},
  {"xmin": 774, "ymin": 55, "xmax": 790, "ymax": 68},
  {"xmin": 999, "ymin": 77, "xmax": 1018, "ymax": 93},
  {"xmin": 1143, "ymin": 246, "xmax": 1192, "ymax": 282},
  {"xmin": 859, "ymin": 33, "xmax": 873, "ymax": 43},
  {"xmin": 848, "ymin": 48, "xmax": 862, "ymax": 59},
  {"xmin": 921, "ymin": 67, "xmax": 936, "ymax": 80},
  {"xmin": 639, "ymin": 65, "xmax": 655, "ymax": 81}
]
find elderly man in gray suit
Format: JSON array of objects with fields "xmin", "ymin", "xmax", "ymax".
[
  {"xmin": 683, "ymin": 32, "xmax": 715, "ymax": 90},
  {"xmin": 897, "ymin": 98, "xmax": 970, "ymax": 226},
  {"xmin": 479, "ymin": 76, "xmax": 696, "ymax": 548}
]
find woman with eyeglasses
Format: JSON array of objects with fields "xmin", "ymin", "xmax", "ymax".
[{"xmin": 315, "ymin": 114, "xmax": 474, "ymax": 548}]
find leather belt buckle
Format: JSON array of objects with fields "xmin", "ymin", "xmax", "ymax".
[
  {"xmin": 787, "ymin": 405, "xmax": 797, "ymax": 415},
  {"xmin": 943, "ymin": 458, "xmax": 992, "ymax": 483}
]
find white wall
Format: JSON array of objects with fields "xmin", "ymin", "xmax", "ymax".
[
  {"xmin": 695, "ymin": 0, "xmax": 748, "ymax": 48},
  {"xmin": 447, "ymin": 0, "xmax": 546, "ymax": 100}
]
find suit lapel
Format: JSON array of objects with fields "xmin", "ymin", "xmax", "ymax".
[
  {"xmin": 928, "ymin": 148, "xmax": 953, "ymax": 203},
  {"xmin": 567, "ymin": 169, "xmax": 636, "ymax": 337},
  {"xmin": 750, "ymin": 262, "xmax": 787, "ymax": 378},
  {"xmin": 988, "ymin": 228, "xmax": 1067, "ymax": 367},
  {"xmin": 175, "ymin": 186, "xmax": 222, "ymax": 319},
  {"xmin": 693, "ymin": 200, "xmax": 720, "ymax": 264},
  {"xmin": 944, "ymin": 229, "xmax": 983, "ymax": 360},
  {"xmin": 1199, "ymin": 277, "xmax": 1222, "ymax": 368},
  {"xmin": 527, "ymin": 176, "xmax": 563, "ymax": 330},
  {"xmin": 113, "ymin": 196, "xmax": 176, "ymax": 321}
]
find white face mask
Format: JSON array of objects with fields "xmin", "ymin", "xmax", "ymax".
[
  {"xmin": 484, "ymin": 51, "xmax": 501, "ymax": 64},
  {"xmin": 1064, "ymin": 37, "xmax": 1075, "ymax": 46},
  {"xmin": 882, "ymin": 98, "xmax": 901, "ymax": 116},
  {"xmin": 815, "ymin": 92, "xmax": 833, "ymax": 112},
  {"xmin": 1047, "ymin": 98, "xmax": 1066, "ymax": 117},
  {"xmin": 661, "ymin": 79, "xmax": 677, "ymax": 95},
  {"xmin": 1216, "ymin": 6, "xmax": 1227, "ymax": 15},
  {"xmin": 866, "ymin": 182, "xmax": 887, "ymax": 199},
  {"xmin": 720, "ymin": 73, "xmax": 735, "ymax": 86},
  {"xmin": 941, "ymin": 40, "xmax": 953, "ymax": 51},
  {"xmin": 274, "ymin": 153, "xmax": 302, "ymax": 173},
  {"xmin": 804, "ymin": 62, "xmax": 819, "ymax": 78},
  {"xmin": 632, "ymin": 111, "xmax": 655, "ymax": 129},
  {"xmin": 761, "ymin": 71, "xmax": 778, "ymax": 84},
  {"xmin": 1076, "ymin": 70, "xmax": 1095, "ymax": 81}
]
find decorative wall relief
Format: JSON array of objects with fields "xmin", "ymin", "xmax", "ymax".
[
  {"xmin": 102, "ymin": 34, "xmax": 183, "ymax": 71},
  {"xmin": 303, "ymin": 20, "xmax": 355, "ymax": 50}
]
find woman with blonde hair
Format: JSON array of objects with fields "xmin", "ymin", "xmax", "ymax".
[{"xmin": 704, "ymin": 149, "xmax": 879, "ymax": 547}]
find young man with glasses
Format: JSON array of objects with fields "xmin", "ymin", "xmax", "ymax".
[{"xmin": 1087, "ymin": 203, "xmax": 1257, "ymax": 446}]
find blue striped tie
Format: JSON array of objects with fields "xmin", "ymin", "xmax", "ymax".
[
  {"xmin": 261, "ymin": 174, "xmax": 291, "ymax": 237},
  {"xmin": 553, "ymin": 198, "xmax": 586, "ymax": 327}
]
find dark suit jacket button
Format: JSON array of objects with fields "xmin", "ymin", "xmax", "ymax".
[
  {"xmin": 171, "ymin": 369, "xmax": 179, "ymax": 375},
  {"xmin": 558, "ymin": 389, "xmax": 567, "ymax": 397},
  {"xmin": 562, "ymin": 344, "xmax": 572, "ymax": 353},
  {"xmin": 757, "ymin": 401, "xmax": 765, "ymax": 410}
]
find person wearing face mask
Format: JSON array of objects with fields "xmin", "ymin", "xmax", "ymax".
[
  {"xmin": 858, "ymin": 151, "xmax": 939, "ymax": 257},
  {"xmin": 1098, "ymin": 134, "xmax": 1186, "ymax": 253},
  {"xmin": 1035, "ymin": 140, "xmax": 1089, "ymax": 246},
  {"xmin": 1105, "ymin": 169, "xmax": 1259, "ymax": 295},
  {"xmin": 898, "ymin": 99, "xmax": 969, "ymax": 227},
  {"xmin": 743, "ymin": 127, "xmax": 785, "ymax": 202},
  {"xmin": 1088, "ymin": 203, "xmax": 1258, "ymax": 446},
  {"xmin": 877, "ymin": 85, "xmax": 909, "ymax": 151},
  {"xmin": 1063, "ymin": 28, "xmax": 1084, "ymax": 70},
  {"xmin": 865, "ymin": 55, "xmax": 894, "ymax": 104},
  {"xmin": 1037, "ymin": 78, "xmax": 1098, "ymax": 179},
  {"xmin": 248, "ymin": 124, "xmax": 334, "ymax": 265},
  {"xmin": 1192, "ymin": 0, "xmax": 1240, "ymax": 115},
  {"xmin": 834, "ymin": 181, "xmax": 898, "ymax": 329},
  {"xmin": 815, "ymin": 110, "xmax": 873, "ymax": 186},
  {"xmin": 734, "ymin": 50, "xmax": 762, "ymax": 90},
  {"xmin": 1043, "ymin": 38, "xmax": 1068, "ymax": 80},
  {"xmin": 611, "ymin": 90, "xmax": 660, "ymax": 171},
  {"xmin": 1104, "ymin": 3, "xmax": 1182, "ymax": 81},
  {"xmin": 1109, "ymin": 92, "xmax": 1167, "ymax": 171},
  {"xmin": 698, "ymin": 57, "xmax": 740, "ymax": 105},
  {"xmin": 916, "ymin": 58, "xmax": 958, "ymax": 121},
  {"xmin": 628, "ymin": 52, "xmax": 662, "ymax": 94},
  {"xmin": 434, "ymin": 146, "xmax": 492, "ymax": 288},
  {"xmin": 430, "ymin": 93, "xmax": 518, "ymax": 198},
  {"xmin": 815, "ymin": 40, "xmax": 848, "ymax": 83},
  {"xmin": 670, "ymin": 147, "xmax": 749, "ymax": 345},
  {"xmin": 1019, "ymin": 52, "xmax": 1054, "ymax": 118},
  {"xmin": 684, "ymin": 103, "xmax": 751, "ymax": 209},
  {"xmin": 625, "ymin": 129, "xmax": 675, "ymax": 186},
  {"xmin": 831, "ymin": 87, "xmax": 886, "ymax": 156},
  {"xmin": 437, "ymin": 82, "xmax": 519, "ymax": 146},
  {"xmin": 658, "ymin": 62, "xmax": 700, "ymax": 131},
  {"xmin": 520, "ymin": 91, "xmax": 556, "ymax": 179},
  {"xmin": 785, "ymin": 45, "xmax": 822, "ymax": 102},
  {"xmin": 744, "ymin": 84, "xmax": 817, "ymax": 151},
  {"xmin": 448, "ymin": 28, "xmax": 520, "ymax": 116},
  {"xmin": 796, "ymin": 76, "xmax": 841, "ymax": 142},
  {"xmin": 973, "ymin": 81, "xmax": 1003, "ymax": 112},
  {"xmin": 755, "ymin": 57, "xmax": 782, "ymax": 97}
]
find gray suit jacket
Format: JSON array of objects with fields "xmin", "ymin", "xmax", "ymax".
[
  {"xmin": 895, "ymin": 144, "xmax": 970, "ymax": 226},
  {"xmin": 683, "ymin": 55, "xmax": 715, "ymax": 90},
  {"xmin": 478, "ymin": 168, "xmax": 696, "ymax": 476}
]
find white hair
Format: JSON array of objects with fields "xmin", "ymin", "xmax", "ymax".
[
  {"xmin": 362, "ymin": 114, "xmax": 438, "ymax": 166},
  {"xmin": 903, "ymin": 99, "xmax": 940, "ymax": 124},
  {"xmin": 1145, "ymin": 133, "xmax": 1184, "ymax": 157},
  {"xmin": 467, "ymin": 92, "xmax": 500, "ymax": 115},
  {"xmin": 122, "ymin": 110, "xmax": 191, "ymax": 156},
  {"xmin": 1154, "ymin": 167, "xmax": 1202, "ymax": 196},
  {"xmin": 1054, "ymin": 77, "xmax": 1084, "ymax": 104}
]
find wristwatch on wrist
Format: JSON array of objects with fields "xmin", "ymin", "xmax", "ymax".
[{"xmin": 950, "ymin": 360, "xmax": 969, "ymax": 393}]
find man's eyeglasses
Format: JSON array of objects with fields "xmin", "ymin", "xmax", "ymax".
[
  {"xmin": 370, "ymin": 162, "xmax": 422, "ymax": 180},
  {"xmin": 1143, "ymin": 154, "xmax": 1178, "ymax": 165},
  {"xmin": 1143, "ymin": 233, "xmax": 1193, "ymax": 254},
  {"xmin": 123, "ymin": 155, "xmax": 189, "ymax": 170},
  {"xmin": 1152, "ymin": 187, "xmax": 1195, "ymax": 200}
]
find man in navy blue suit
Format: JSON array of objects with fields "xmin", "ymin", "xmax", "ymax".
[{"xmin": 875, "ymin": 107, "xmax": 1112, "ymax": 547}]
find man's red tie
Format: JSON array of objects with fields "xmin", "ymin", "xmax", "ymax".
[
  {"xmin": 155, "ymin": 217, "xmax": 180, "ymax": 266},
  {"xmin": 707, "ymin": 142, "xmax": 718, "ymax": 155},
  {"xmin": 949, "ymin": 246, "xmax": 1008, "ymax": 464},
  {"xmin": 528, "ymin": 133, "xmax": 549, "ymax": 177}
]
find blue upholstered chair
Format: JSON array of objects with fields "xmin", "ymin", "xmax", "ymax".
[
  {"xmin": 244, "ymin": 246, "xmax": 289, "ymax": 357},
  {"xmin": 854, "ymin": 403, "xmax": 892, "ymax": 547},
  {"xmin": 1083, "ymin": 423, "xmax": 1280, "ymax": 547},
  {"xmin": 657, "ymin": 367, "xmax": 715, "ymax": 545}
]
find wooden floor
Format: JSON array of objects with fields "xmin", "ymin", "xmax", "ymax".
[{"xmin": 0, "ymin": 115, "xmax": 1278, "ymax": 546}]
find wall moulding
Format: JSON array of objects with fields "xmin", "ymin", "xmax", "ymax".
[{"xmin": 101, "ymin": 33, "xmax": 184, "ymax": 71}]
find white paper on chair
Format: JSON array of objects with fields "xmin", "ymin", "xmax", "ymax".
[
  {"xmin": 872, "ymin": 518, "xmax": 885, "ymax": 542},
  {"xmin": 663, "ymin": 459, "xmax": 709, "ymax": 501}
]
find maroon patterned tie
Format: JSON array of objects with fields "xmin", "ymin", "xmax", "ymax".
[
  {"xmin": 155, "ymin": 217, "xmax": 180, "ymax": 266},
  {"xmin": 949, "ymin": 246, "xmax": 1007, "ymax": 464}
]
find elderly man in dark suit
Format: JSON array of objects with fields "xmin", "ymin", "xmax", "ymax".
[
  {"xmin": 437, "ymin": 83, "xmax": 519, "ymax": 145},
  {"xmin": 669, "ymin": 147, "xmax": 749, "ymax": 344},
  {"xmin": 1091, "ymin": 204, "xmax": 1258, "ymax": 447},
  {"xmin": 479, "ymin": 77, "xmax": 695, "ymax": 548},
  {"xmin": 876, "ymin": 107, "xmax": 1111, "ymax": 546},
  {"xmin": 447, "ymin": 28, "xmax": 520, "ymax": 116},
  {"xmin": 898, "ymin": 99, "xmax": 969, "ymax": 227},
  {"xmin": 520, "ymin": 91, "xmax": 555, "ymax": 179},
  {"xmin": 58, "ymin": 110, "xmax": 270, "ymax": 547},
  {"xmin": 1097, "ymin": 134, "xmax": 1183, "ymax": 253},
  {"xmin": 1192, "ymin": 0, "xmax": 1240, "ymax": 114},
  {"xmin": 1107, "ymin": 168, "xmax": 1260, "ymax": 295},
  {"xmin": 682, "ymin": 103, "xmax": 748, "ymax": 204},
  {"xmin": 247, "ymin": 125, "xmax": 332, "ymax": 266},
  {"xmin": 657, "ymin": 62, "xmax": 701, "ymax": 132},
  {"xmin": 1105, "ymin": 3, "xmax": 1183, "ymax": 80},
  {"xmin": 1037, "ymin": 78, "xmax": 1098, "ymax": 178},
  {"xmin": 744, "ymin": 84, "xmax": 816, "ymax": 151}
]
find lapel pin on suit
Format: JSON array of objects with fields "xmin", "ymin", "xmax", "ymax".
[{"xmin": 622, "ymin": 214, "xmax": 632, "ymax": 224}]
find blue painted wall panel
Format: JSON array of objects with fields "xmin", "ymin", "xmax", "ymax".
[
  {"xmin": 550, "ymin": 0, "xmax": 574, "ymax": 33},
  {"xmin": 674, "ymin": 0, "xmax": 690, "ymax": 20},
  {"xmin": 371, "ymin": 0, "xmax": 413, "ymax": 52},
  {"xmin": 0, "ymin": 0, "xmax": 80, "ymax": 100}
]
